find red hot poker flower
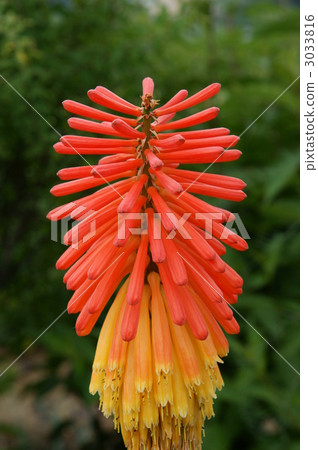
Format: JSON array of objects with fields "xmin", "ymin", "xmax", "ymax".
[{"xmin": 48, "ymin": 77, "xmax": 247, "ymax": 450}]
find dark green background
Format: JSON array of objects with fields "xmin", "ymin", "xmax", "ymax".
[{"xmin": 0, "ymin": 0, "xmax": 299, "ymax": 449}]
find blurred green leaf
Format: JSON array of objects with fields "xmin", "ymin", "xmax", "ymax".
[{"xmin": 263, "ymin": 152, "xmax": 299, "ymax": 203}]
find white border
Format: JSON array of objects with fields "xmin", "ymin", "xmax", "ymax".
[{"xmin": 300, "ymin": 0, "xmax": 318, "ymax": 447}]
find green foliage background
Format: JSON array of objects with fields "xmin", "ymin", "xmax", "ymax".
[{"xmin": 0, "ymin": 0, "xmax": 299, "ymax": 449}]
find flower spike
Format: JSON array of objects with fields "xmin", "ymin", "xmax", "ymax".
[{"xmin": 49, "ymin": 77, "xmax": 247, "ymax": 449}]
